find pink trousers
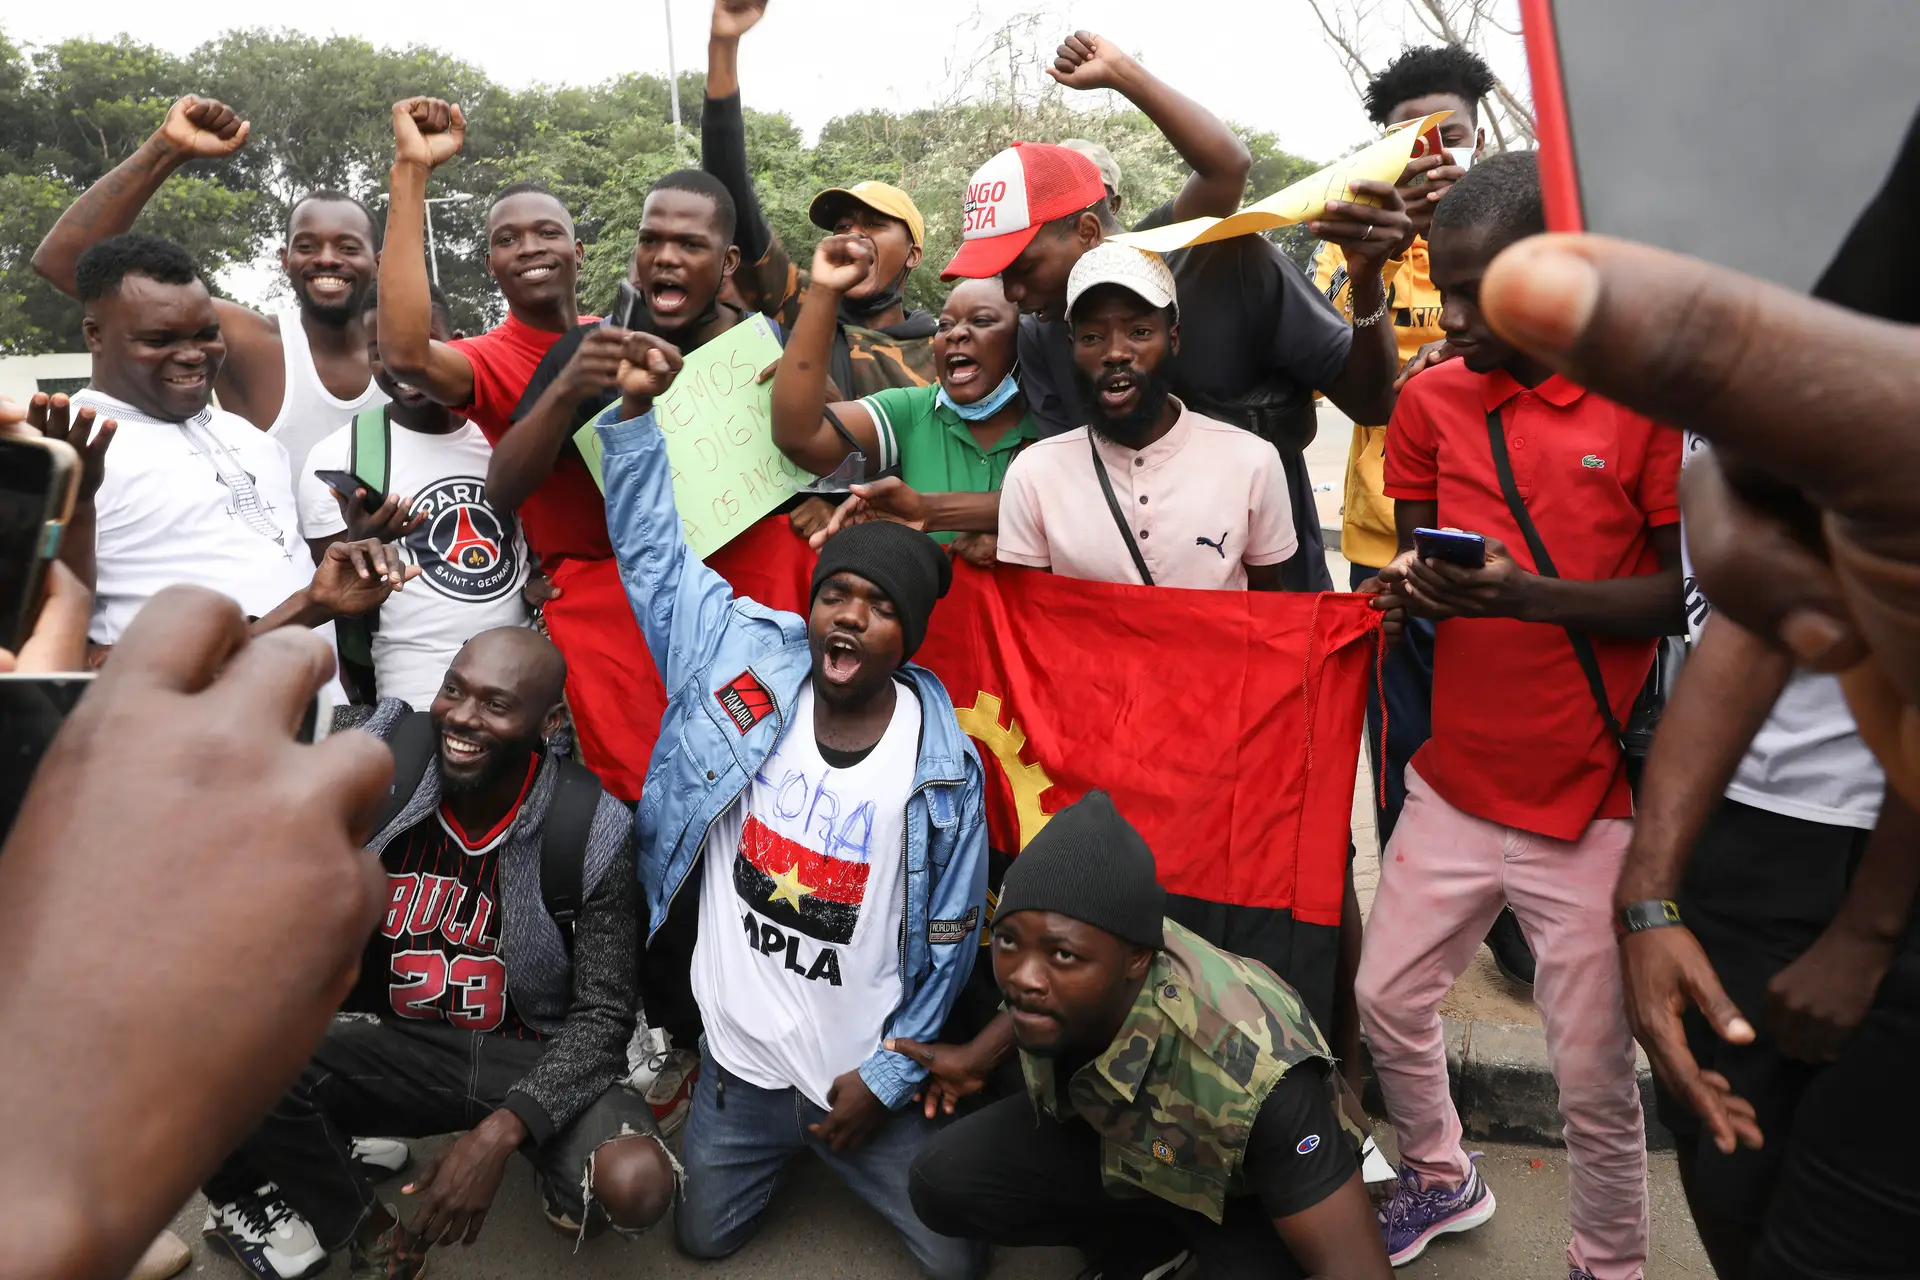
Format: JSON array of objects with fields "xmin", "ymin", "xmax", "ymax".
[{"xmin": 1356, "ymin": 767, "xmax": 1648, "ymax": 1280}]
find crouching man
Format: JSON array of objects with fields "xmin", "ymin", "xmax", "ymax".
[
  {"xmin": 907, "ymin": 792, "xmax": 1393, "ymax": 1280},
  {"xmin": 595, "ymin": 337, "xmax": 989, "ymax": 1280},
  {"xmin": 201, "ymin": 628, "xmax": 675, "ymax": 1280}
]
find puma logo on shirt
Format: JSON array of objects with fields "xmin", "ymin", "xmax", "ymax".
[{"xmin": 1195, "ymin": 532, "xmax": 1229, "ymax": 558}]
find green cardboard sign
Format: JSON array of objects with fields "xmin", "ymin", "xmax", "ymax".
[{"xmin": 575, "ymin": 313, "xmax": 803, "ymax": 559}]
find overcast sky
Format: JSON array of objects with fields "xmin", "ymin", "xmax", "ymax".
[{"xmin": 8, "ymin": 1, "xmax": 1527, "ymax": 306}]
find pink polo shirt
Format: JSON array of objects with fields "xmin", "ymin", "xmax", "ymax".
[{"xmin": 996, "ymin": 398, "xmax": 1296, "ymax": 590}]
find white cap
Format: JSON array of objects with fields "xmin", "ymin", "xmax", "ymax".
[{"xmin": 1065, "ymin": 242, "xmax": 1179, "ymax": 322}]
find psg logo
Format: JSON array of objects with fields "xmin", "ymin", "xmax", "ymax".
[{"xmin": 407, "ymin": 478, "xmax": 522, "ymax": 603}]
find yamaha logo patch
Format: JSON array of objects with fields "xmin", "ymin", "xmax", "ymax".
[
  {"xmin": 407, "ymin": 478, "xmax": 521, "ymax": 603},
  {"xmin": 716, "ymin": 671, "xmax": 774, "ymax": 735}
]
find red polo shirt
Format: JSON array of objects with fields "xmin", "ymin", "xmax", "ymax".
[
  {"xmin": 451, "ymin": 314, "xmax": 611, "ymax": 562},
  {"xmin": 1383, "ymin": 361, "xmax": 1681, "ymax": 840}
]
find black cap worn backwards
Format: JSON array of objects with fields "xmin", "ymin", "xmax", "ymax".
[
  {"xmin": 996, "ymin": 790, "xmax": 1165, "ymax": 949},
  {"xmin": 809, "ymin": 521, "xmax": 952, "ymax": 660}
]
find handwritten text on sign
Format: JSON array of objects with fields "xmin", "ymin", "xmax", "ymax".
[{"xmin": 576, "ymin": 314, "xmax": 802, "ymax": 559}]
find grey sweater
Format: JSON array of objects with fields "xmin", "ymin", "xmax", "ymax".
[{"xmin": 359, "ymin": 700, "xmax": 638, "ymax": 1144}]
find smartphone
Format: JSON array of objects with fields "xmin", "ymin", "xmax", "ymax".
[
  {"xmin": 312, "ymin": 469, "xmax": 387, "ymax": 514},
  {"xmin": 1521, "ymin": 0, "xmax": 1920, "ymax": 301},
  {"xmin": 605, "ymin": 279, "xmax": 646, "ymax": 331},
  {"xmin": 0, "ymin": 436, "xmax": 81, "ymax": 654},
  {"xmin": 0, "ymin": 673, "xmax": 92, "ymax": 840},
  {"xmin": 1414, "ymin": 527, "xmax": 1488, "ymax": 568},
  {"xmin": 0, "ymin": 673, "xmax": 329, "ymax": 842}
]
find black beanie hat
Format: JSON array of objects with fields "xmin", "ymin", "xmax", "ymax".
[
  {"xmin": 996, "ymin": 790, "xmax": 1165, "ymax": 949},
  {"xmin": 810, "ymin": 521, "xmax": 953, "ymax": 660}
]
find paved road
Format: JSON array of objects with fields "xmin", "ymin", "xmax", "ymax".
[{"xmin": 164, "ymin": 1129, "xmax": 1708, "ymax": 1280}]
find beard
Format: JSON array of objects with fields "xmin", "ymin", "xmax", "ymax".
[
  {"xmin": 296, "ymin": 279, "xmax": 368, "ymax": 327},
  {"xmin": 1075, "ymin": 359, "xmax": 1176, "ymax": 450},
  {"xmin": 436, "ymin": 738, "xmax": 534, "ymax": 795}
]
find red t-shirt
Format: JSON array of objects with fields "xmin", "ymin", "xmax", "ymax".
[
  {"xmin": 452, "ymin": 315, "xmax": 613, "ymax": 563},
  {"xmin": 1383, "ymin": 362, "xmax": 1681, "ymax": 840}
]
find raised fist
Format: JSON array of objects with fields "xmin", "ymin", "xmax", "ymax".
[
  {"xmin": 156, "ymin": 95, "xmax": 249, "ymax": 160},
  {"xmin": 810, "ymin": 233, "xmax": 876, "ymax": 296},
  {"xmin": 618, "ymin": 333, "xmax": 686, "ymax": 409},
  {"xmin": 392, "ymin": 97, "xmax": 467, "ymax": 171},
  {"xmin": 1047, "ymin": 31, "xmax": 1135, "ymax": 92},
  {"xmin": 712, "ymin": 0, "xmax": 768, "ymax": 40}
]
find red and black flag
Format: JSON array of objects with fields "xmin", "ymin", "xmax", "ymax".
[
  {"xmin": 731, "ymin": 814, "xmax": 872, "ymax": 944},
  {"xmin": 598, "ymin": 517, "xmax": 1379, "ymax": 1027}
]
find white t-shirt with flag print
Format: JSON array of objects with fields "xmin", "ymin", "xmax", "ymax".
[
  {"xmin": 297, "ymin": 418, "xmax": 531, "ymax": 709},
  {"xmin": 692, "ymin": 678, "xmax": 920, "ymax": 1110}
]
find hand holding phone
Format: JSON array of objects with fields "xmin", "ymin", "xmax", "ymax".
[
  {"xmin": 0, "ymin": 434, "xmax": 82, "ymax": 654},
  {"xmin": 313, "ymin": 469, "xmax": 388, "ymax": 515}
]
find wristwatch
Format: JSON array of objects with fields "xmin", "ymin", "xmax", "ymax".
[{"xmin": 1615, "ymin": 899, "xmax": 1683, "ymax": 937}]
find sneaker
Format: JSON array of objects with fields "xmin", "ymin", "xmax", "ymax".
[
  {"xmin": 641, "ymin": 1046, "xmax": 699, "ymax": 1138},
  {"xmin": 350, "ymin": 1137, "xmax": 410, "ymax": 1179},
  {"xmin": 202, "ymin": 1185, "xmax": 328, "ymax": 1280},
  {"xmin": 1076, "ymin": 1246, "xmax": 1190, "ymax": 1280},
  {"xmin": 1377, "ymin": 1154, "xmax": 1496, "ymax": 1266},
  {"xmin": 1359, "ymin": 1136, "xmax": 1399, "ymax": 1186},
  {"xmin": 1571, "ymin": 1270, "xmax": 1597, "ymax": 1280},
  {"xmin": 346, "ymin": 1224, "xmax": 425, "ymax": 1280},
  {"xmin": 1486, "ymin": 907, "xmax": 1536, "ymax": 986},
  {"xmin": 128, "ymin": 1230, "xmax": 192, "ymax": 1280}
]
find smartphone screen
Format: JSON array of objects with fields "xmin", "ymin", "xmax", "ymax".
[
  {"xmin": 0, "ymin": 674, "xmax": 93, "ymax": 841},
  {"xmin": 0, "ymin": 440, "xmax": 63, "ymax": 653},
  {"xmin": 1523, "ymin": 0, "xmax": 1920, "ymax": 300}
]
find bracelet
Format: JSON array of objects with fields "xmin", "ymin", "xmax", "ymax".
[
  {"xmin": 1615, "ymin": 899, "xmax": 1683, "ymax": 937},
  {"xmin": 1349, "ymin": 289, "xmax": 1390, "ymax": 328}
]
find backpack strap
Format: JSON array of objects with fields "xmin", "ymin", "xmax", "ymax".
[
  {"xmin": 541, "ymin": 759, "xmax": 603, "ymax": 957},
  {"xmin": 350, "ymin": 405, "xmax": 392, "ymax": 497},
  {"xmin": 373, "ymin": 711, "xmax": 439, "ymax": 836}
]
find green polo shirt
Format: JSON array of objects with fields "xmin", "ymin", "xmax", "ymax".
[{"xmin": 860, "ymin": 384, "xmax": 1037, "ymax": 544}]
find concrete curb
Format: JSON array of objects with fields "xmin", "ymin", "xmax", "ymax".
[{"xmin": 1364, "ymin": 1017, "xmax": 1671, "ymax": 1151}]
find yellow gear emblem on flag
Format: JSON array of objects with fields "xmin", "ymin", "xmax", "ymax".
[{"xmin": 954, "ymin": 691, "xmax": 1056, "ymax": 851}]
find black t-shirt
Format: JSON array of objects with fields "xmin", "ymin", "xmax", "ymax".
[
  {"xmin": 358, "ymin": 786, "xmax": 539, "ymax": 1040},
  {"xmin": 1239, "ymin": 1062, "xmax": 1360, "ymax": 1220},
  {"xmin": 1017, "ymin": 201, "xmax": 1353, "ymax": 438}
]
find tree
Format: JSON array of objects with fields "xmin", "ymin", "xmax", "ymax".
[{"xmin": 1305, "ymin": 0, "xmax": 1535, "ymax": 149}]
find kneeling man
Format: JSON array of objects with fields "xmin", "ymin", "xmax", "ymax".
[
  {"xmin": 202, "ymin": 628, "xmax": 675, "ymax": 1279},
  {"xmin": 908, "ymin": 791, "xmax": 1392, "ymax": 1280}
]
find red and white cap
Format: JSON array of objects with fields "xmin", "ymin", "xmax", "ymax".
[{"xmin": 940, "ymin": 142, "xmax": 1107, "ymax": 281}]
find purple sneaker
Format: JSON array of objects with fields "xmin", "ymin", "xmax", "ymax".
[{"xmin": 1377, "ymin": 1152, "xmax": 1497, "ymax": 1266}]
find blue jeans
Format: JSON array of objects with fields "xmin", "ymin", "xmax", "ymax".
[
  {"xmin": 676, "ymin": 1040, "xmax": 985, "ymax": 1280},
  {"xmin": 1350, "ymin": 560, "xmax": 1435, "ymax": 844}
]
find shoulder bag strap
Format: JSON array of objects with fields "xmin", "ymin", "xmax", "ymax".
[
  {"xmin": 1088, "ymin": 432, "xmax": 1155, "ymax": 587},
  {"xmin": 373, "ymin": 711, "xmax": 439, "ymax": 836},
  {"xmin": 541, "ymin": 759, "xmax": 602, "ymax": 957},
  {"xmin": 1484, "ymin": 408, "xmax": 1624, "ymax": 743},
  {"xmin": 350, "ymin": 405, "xmax": 391, "ymax": 495}
]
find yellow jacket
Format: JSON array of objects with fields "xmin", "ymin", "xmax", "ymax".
[{"xmin": 1310, "ymin": 239, "xmax": 1446, "ymax": 570}]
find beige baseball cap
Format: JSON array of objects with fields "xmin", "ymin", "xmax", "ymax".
[
  {"xmin": 1065, "ymin": 241, "xmax": 1179, "ymax": 321},
  {"xmin": 1060, "ymin": 138, "xmax": 1122, "ymax": 197}
]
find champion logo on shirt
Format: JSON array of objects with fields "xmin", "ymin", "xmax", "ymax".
[{"xmin": 407, "ymin": 478, "xmax": 522, "ymax": 603}]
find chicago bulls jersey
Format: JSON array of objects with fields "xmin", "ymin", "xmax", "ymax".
[{"xmin": 360, "ymin": 757, "xmax": 541, "ymax": 1040}]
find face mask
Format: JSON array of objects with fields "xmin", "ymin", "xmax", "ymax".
[
  {"xmin": 838, "ymin": 261, "xmax": 912, "ymax": 323},
  {"xmin": 1447, "ymin": 137, "xmax": 1480, "ymax": 172},
  {"xmin": 937, "ymin": 369, "xmax": 1021, "ymax": 421}
]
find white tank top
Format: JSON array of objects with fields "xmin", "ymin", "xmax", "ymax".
[{"xmin": 266, "ymin": 306, "xmax": 388, "ymax": 493}]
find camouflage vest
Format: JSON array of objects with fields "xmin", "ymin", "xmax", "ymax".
[{"xmin": 1021, "ymin": 919, "xmax": 1336, "ymax": 1223}]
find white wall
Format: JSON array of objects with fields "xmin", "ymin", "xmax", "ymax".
[{"xmin": 0, "ymin": 353, "xmax": 91, "ymax": 406}]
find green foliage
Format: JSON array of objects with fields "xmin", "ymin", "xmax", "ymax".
[{"xmin": 0, "ymin": 24, "xmax": 1326, "ymax": 352}]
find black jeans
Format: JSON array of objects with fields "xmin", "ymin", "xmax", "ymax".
[
  {"xmin": 205, "ymin": 1016, "xmax": 660, "ymax": 1249},
  {"xmin": 908, "ymin": 1095, "xmax": 1307, "ymax": 1280}
]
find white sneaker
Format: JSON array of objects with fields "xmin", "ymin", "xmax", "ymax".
[
  {"xmin": 202, "ymin": 1184, "xmax": 327, "ymax": 1280},
  {"xmin": 350, "ymin": 1136, "xmax": 410, "ymax": 1177},
  {"xmin": 643, "ymin": 1046, "xmax": 700, "ymax": 1138}
]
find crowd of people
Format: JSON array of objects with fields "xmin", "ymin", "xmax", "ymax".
[{"xmin": 2, "ymin": 6, "xmax": 1917, "ymax": 1280}]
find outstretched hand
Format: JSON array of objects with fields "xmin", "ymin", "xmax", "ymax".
[
  {"xmin": 808, "ymin": 478, "xmax": 930, "ymax": 550},
  {"xmin": 1047, "ymin": 30, "xmax": 1135, "ymax": 92},
  {"xmin": 156, "ymin": 95, "xmax": 249, "ymax": 159},
  {"xmin": 1619, "ymin": 926, "xmax": 1762, "ymax": 1154},
  {"xmin": 26, "ymin": 393, "xmax": 115, "ymax": 502},
  {"xmin": 392, "ymin": 97, "xmax": 467, "ymax": 170}
]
